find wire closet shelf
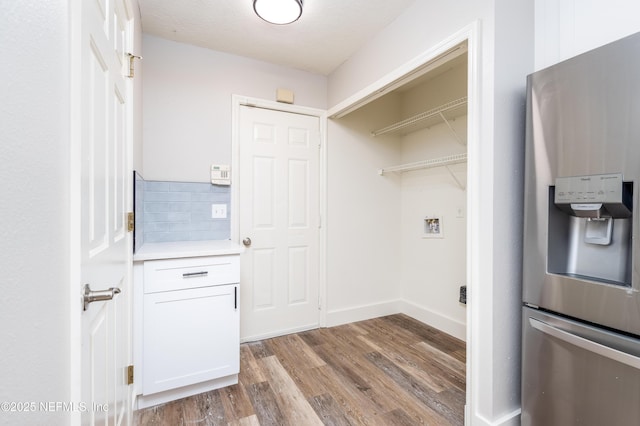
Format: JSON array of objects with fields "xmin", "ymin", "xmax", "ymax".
[
  {"xmin": 378, "ymin": 153, "xmax": 467, "ymax": 190},
  {"xmin": 370, "ymin": 97, "xmax": 468, "ymax": 137},
  {"xmin": 378, "ymin": 153, "xmax": 467, "ymax": 176}
]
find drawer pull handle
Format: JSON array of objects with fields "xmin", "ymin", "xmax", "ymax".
[{"xmin": 182, "ymin": 271, "xmax": 208, "ymax": 278}]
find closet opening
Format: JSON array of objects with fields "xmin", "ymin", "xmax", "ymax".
[
  {"xmin": 329, "ymin": 40, "xmax": 468, "ymax": 336},
  {"xmin": 325, "ymin": 37, "xmax": 471, "ymax": 410}
]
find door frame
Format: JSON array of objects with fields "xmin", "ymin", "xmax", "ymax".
[
  {"xmin": 69, "ymin": 0, "xmax": 136, "ymax": 423},
  {"xmin": 231, "ymin": 95, "xmax": 328, "ymax": 327},
  {"xmin": 326, "ymin": 21, "xmax": 480, "ymax": 425}
]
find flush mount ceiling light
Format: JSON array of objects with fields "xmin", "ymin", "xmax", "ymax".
[{"xmin": 253, "ymin": 0, "xmax": 303, "ymax": 25}]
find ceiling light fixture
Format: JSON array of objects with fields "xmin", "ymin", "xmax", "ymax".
[{"xmin": 253, "ymin": 0, "xmax": 303, "ymax": 25}]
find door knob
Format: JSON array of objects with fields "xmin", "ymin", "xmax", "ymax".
[
  {"xmin": 242, "ymin": 237, "xmax": 252, "ymax": 247},
  {"xmin": 83, "ymin": 283, "xmax": 121, "ymax": 311}
]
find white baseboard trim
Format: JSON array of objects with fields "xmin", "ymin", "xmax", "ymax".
[
  {"xmin": 240, "ymin": 323, "xmax": 319, "ymax": 343},
  {"xmin": 399, "ymin": 300, "xmax": 467, "ymax": 341},
  {"xmin": 242, "ymin": 298, "xmax": 465, "ymax": 342},
  {"xmin": 325, "ymin": 300, "xmax": 403, "ymax": 327},
  {"xmin": 470, "ymin": 408, "xmax": 521, "ymax": 426},
  {"xmin": 325, "ymin": 299, "xmax": 466, "ymax": 341}
]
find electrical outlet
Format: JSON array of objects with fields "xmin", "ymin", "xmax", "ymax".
[{"xmin": 211, "ymin": 204, "xmax": 227, "ymax": 219}]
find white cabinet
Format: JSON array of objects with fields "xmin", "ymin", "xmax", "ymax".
[{"xmin": 133, "ymin": 244, "xmax": 242, "ymax": 409}]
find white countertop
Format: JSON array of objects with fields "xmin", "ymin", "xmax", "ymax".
[{"xmin": 133, "ymin": 240, "xmax": 244, "ymax": 261}]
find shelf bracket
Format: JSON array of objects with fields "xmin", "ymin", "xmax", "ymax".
[
  {"xmin": 438, "ymin": 111, "xmax": 464, "ymax": 146},
  {"xmin": 445, "ymin": 165, "xmax": 466, "ymax": 190}
]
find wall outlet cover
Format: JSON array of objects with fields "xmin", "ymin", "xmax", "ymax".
[{"xmin": 211, "ymin": 204, "xmax": 227, "ymax": 219}]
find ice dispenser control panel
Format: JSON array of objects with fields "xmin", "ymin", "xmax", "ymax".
[
  {"xmin": 555, "ymin": 173, "xmax": 624, "ymax": 204},
  {"xmin": 554, "ymin": 173, "xmax": 632, "ymax": 218}
]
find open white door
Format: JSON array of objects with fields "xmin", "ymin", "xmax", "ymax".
[
  {"xmin": 76, "ymin": 0, "xmax": 133, "ymax": 424},
  {"xmin": 238, "ymin": 105, "xmax": 321, "ymax": 340}
]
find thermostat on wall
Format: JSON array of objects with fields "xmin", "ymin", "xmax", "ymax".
[{"xmin": 211, "ymin": 164, "xmax": 231, "ymax": 186}]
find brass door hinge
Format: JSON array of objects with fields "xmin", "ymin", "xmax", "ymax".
[
  {"xmin": 126, "ymin": 53, "xmax": 142, "ymax": 79},
  {"xmin": 127, "ymin": 365, "xmax": 134, "ymax": 385},
  {"xmin": 127, "ymin": 212, "xmax": 134, "ymax": 233}
]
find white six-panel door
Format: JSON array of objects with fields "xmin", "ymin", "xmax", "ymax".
[
  {"xmin": 79, "ymin": 0, "xmax": 132, "ymax": 424},
  {"xmin": 239, "ymin": 105, "xmax": 320, "ymax": 341}
]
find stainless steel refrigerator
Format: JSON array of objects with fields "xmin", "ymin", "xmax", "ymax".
[{"xmin": 522, "ymin": 32, "xmax": 640, "ymax": 425}]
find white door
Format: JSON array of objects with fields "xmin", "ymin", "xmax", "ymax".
[
  {"xmin": 239, "ymin": 105, "xmax": 320, "ymax": 340},
  {"xmin": 79, "ymin": 0, "xmax": 132, "ymax": 424}
]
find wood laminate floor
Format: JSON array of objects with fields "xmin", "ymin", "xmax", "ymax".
[{"xmin": 135, "ymin": 314, "xmax": 466, "ymax": 426}]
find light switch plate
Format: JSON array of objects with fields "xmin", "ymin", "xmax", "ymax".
[{"xmin": 211, "ymin": 204, "xmax": 227, "ymax": 219}]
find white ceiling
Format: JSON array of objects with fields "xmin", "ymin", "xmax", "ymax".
[{"xmin": 138, "ymin": 0, "xmax": 417, "ymax": 75}]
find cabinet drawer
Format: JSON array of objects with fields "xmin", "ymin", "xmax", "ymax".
[{"xmin": 143, "ymin": 255, "xmax": 239, "ymax": 293}]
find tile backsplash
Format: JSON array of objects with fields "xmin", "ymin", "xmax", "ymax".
[{"xmin": 136, "ymin": 176, "xmax": 231, "ymax": 245}]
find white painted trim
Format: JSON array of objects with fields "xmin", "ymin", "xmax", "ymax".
[
  {"xmin": 324, "ymin": 299, "xmax": 466, "ymax": 341},
  {"xmin": 230, "ymin": 94, "xmax": 328, "ymax": 330},
  {"xmin": 318, "ymin": 111, "xmax": 328, "ymax": 328},
  {"xmin": 399, "ymin": 301, "xmax": 466, "ymax": 341},
  {"xmin": 325, "ymin": 300, "xmax": 403, "ymax": 327},
  {"xmin": 471, "ymin": 408, "xmax": 522, "ymax": 426},
  {"xmin": 232, "ymin": 95, "xmax": 326, "ymax": 119},
  {"xmin": 465, "ymin": 21, "xmax": 482, "ymax": 425},
  {"xmin": 240, "ymin": 323, "xmax": 320, "ymax": 343}
]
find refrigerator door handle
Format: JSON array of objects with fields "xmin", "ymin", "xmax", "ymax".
[{"xmin": 529, "ymin": 317, "xmax": 640, "ymax": 370}]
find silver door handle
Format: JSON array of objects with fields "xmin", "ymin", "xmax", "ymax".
[
  {"xmin": 529, "ymin": 317, "xmax": 640, "ymax": 370},
  {"xmin": 83, "ymin": 283, "xmax": 121, "ymax": 311},
  {"xmin": 243, "ymin": 237, "xmax": 252, "ymax": 247}
]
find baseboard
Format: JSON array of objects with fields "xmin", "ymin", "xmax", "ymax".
[
  {"xmin": 240, "ymin": 323, "xmax": 319, "ymax": 343},
  {"xmin": 325, "ymin": 300, "xmax": 403, "ymax": 327},
  {"xmin": 324, "ymin": 299, "xmax": 466, "ymax": 341},
  {"xmin": 468, "ymin": 408, "xmax": 521, "ymax": 426},
  {"xmin": 399, "ymin": 300, "xmax": 466, "ymax": 341}
]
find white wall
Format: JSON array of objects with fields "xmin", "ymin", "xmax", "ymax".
[
  {"xmin": 142, "ymin": 35, "xmax": 327, "ymax": 183},
  {"xmin": 327, "ymin": 1, "xmax": 534, "ymax": 425},
  {"xmin": 399, "ymin": 63, "xmax": 468, "ymax": 340},
  {"xmin": 328, "ymin": 1, "xmax": 484, "ymax": 108},
  {"xmin": 325, "ymin": 96, "xmax": 404, "ymax": 325},
  {"xmin": 0, "ymin": 2, "xmax": 71, "ymax": 425},
  {"xmin": 535, "ymin": 0, "xmax": 640, "ymax": 70}
]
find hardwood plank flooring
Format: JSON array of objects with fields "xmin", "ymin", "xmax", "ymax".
[{"xmin": 135, "ymin": 314, "xmax": 466, "ymax": 426}]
